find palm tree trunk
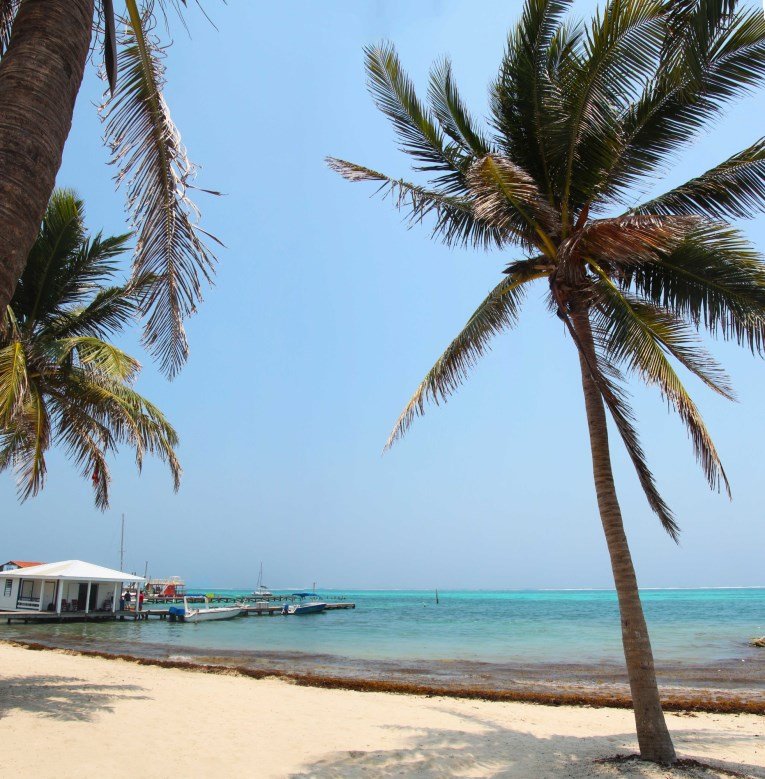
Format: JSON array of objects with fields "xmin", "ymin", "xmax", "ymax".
[
  {"xmin": 572, "ymin": 307, "xmax": 676, "ymax": 765},
  {"xmin": 0, "ymin": 0, "xmax": 94, "ymax": 311}
]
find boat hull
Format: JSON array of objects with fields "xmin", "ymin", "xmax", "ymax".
[
  {"xmin": 184, "ymin": 607, "xmax": 241, "ymax": 623},
  {"xmin": 288, "ymin": 602, "xmax": 327, "ymax": 615}
]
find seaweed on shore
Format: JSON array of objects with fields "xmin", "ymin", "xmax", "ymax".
[{"xmin": 6, "ymin": 639, "xmax": 764, "ymax": 715}]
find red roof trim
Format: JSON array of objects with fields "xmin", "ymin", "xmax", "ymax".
[{"xmin": 7, "ymin": 561, "xmax": 45, "ymax": 568}]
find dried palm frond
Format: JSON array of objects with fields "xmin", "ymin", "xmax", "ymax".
[
  {"xmin": 101, "ymin": 1, "xmax": 218, "ymax": 378},
  {"xmin": 326, "ymin": 158, "xmax": 505, "ymax": 250}
]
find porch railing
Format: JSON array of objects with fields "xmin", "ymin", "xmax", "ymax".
[{"xmin": 16, "ymin": 597, "xmax": 40, "ymax": 610}]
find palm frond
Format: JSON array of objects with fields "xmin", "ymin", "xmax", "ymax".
[
  {"xmin": 103, "ymin": 0, "xmax": 118, "ymax": 94},
  {"xmin": 590, "ymin": 265, "xmax": 730, "ymax": 494},
  {"xmin": 386, "ymin": 266, "xmax": 546, "ymax": 449},
  {"xmin": 581, "ymin": 213, "xmax": 694, "ymax": 268},
  {"xmin": 565, "ymin": 308, "xmax": 679, "ymax": 538},
  {"xmin": 52, "ymin": 398, "xmax": 113, "ymax": 510},
  {"xmin": 49, "ymin": 283, "xmax": 137, "ymax": 340},
  {"xmin": 12, "ymin": 190, "xmax": 86, "ymax": 325},
  {"xmin": 0, "ymin": 340, "xmax": 27, "ymax": 426},
  {"xmin": 54, "ymin": 231, "xmax": 132, "ymax": 312},
  {"xmin": 597, "ymin": 5, "xmax": 765, "ymax": 205},
  {"xmin": 0, "ymin": 426, "xmax": 26, "ymax": 473},
  {"xmin": 428, "ymin": 58, "xmax": 491, "ymax": 158},
  {"xmin": 53, "ymin": 337, "xmax": 141, "ymax": 382},
  {"xmin": 52, "ymin": 370, "xmax": 180, "ymax": 492},
  {"xmin": 556, "ymin": 0, "xmax": 666, "ymax": 220},
  {"xmin": 364, "ymin": 42, "xmax": 461, "ymax": 176},
  {"xmin": 12, "ymin": 384, "xmax": 50, "ymax": 502},
  {"xmin": 99, "ymin": 381, "xmax": 181, "ymax": 489},
  {"xmin": 101, "ymin": 2, "xmax": 218, "ymax": 378},
  {"xmin": 0, "ymin": 0, "xmax": 18, "ymax": 56},
  {"xmin": 466, "ymin": 154, "xmax": 560, "ymax": 255},
  {"xmin": 635, "ymin": 137, "xmax": 765, "ymax": 220},
  {"xmin": 491, "ymin": 0, "xmax": 575, "ymax": 199},
  {"xmin": 622, "ymin": 223, "xmax": 765, "ymax": 352},
  {"xmin": 326, "ymin": 158, "xmax": 505, "ymax": 250},
  {"xmin": 660, "ymin": 0, "xmax": 738, "ymax": 66},
  {"xmin": 49, "ymin": 270, "xmax": 155, "ymax": 340}
]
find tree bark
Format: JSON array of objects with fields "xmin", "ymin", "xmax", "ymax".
[
  {"xmin": 0, "ymin": 0, "xmax": 94, "ymax": 311},
  {"xmin": 572, "ymin": 307, "xmax": 676, "ymax": 765}
]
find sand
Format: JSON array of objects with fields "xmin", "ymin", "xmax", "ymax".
[{"xmin": 0, "ymin": 643, "xmax": 762, "ymax": 778}]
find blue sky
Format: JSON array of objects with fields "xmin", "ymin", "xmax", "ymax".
[{"xmin": 2, "ymin": 1, "xmax": 764, "ymax": 589}]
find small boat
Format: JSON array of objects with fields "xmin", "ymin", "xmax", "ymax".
[
  {"xmin": 282, "ymin": 592, "xmax": 326, "ymax": 615},
  {"xmin": 287, "ymin": 602, "xmax": 326, "ymax": 615},
  {"xmin": 252, "ymin": 561, "xmax": 273, "ymax": 598},
  {"xmin": 177, "ymin": 597, "xmax": 242, "ymax": 623}
]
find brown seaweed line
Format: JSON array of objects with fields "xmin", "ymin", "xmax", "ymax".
[{"xmin": 4, "ymin": 639, "xmax": 763, "ymax": 715}]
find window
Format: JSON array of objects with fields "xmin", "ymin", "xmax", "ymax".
[{"xmin": 3, "ymin": 579, "xmax": 11, "ymax": 597}]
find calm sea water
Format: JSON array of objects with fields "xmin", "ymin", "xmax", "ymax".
[{"xmin": 2, "ymin": 589, "xmax": 763, "ymax": 669}]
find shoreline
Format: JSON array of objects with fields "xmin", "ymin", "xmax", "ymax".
[
  {"xmin": 5, "ymin": 639, "xmax": 764, "ymax": 715},
  {"xmin": 0, "ymin": 641, "xmax": 762, "ymax": 778}
]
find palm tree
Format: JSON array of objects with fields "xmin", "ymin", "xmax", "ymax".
[
  {"xmin": 0, "ymin": 0, "xmax": 218, "ymax": 378},
  {"xmin": 0, "ymin": 189, "xmax": 180, "ymax": 509},
  {"xmin": 328, "ymin": 0, "xmax": 765, "ymax": 765}
]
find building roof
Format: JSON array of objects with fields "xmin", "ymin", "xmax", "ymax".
[
  {"xmin": 2, "ymin": 560, "xmax": 145, "ymax": 583},
  {"xmin": 5, "ymin": 560, "xmax": 44, "ymax": 568}
]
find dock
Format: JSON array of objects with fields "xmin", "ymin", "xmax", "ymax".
[
  {"xmin": 236, "ymin": 602, "xmax": 356, "ymax": 616},
  {"xmin": 2, "ymin": 602, "xmax": 356, "ymax": 624},
  {"xmin": 143, "ymin": 593, "xmax": 353, "ymax": 605},
  {"xmin": 2, "ymin": 609, "xmax": 158, "ymax": 624}
]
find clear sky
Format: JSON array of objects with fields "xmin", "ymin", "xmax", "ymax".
[{"xmin": 3, "ymin": 1, "xmax": 764, "ymax": 589}]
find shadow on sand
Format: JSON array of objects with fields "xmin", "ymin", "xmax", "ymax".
[
  {"xmin": 0, "ymin": 674, "xmax": 149, "ymax": 722},
  {"xmin": 290, "ymin": 709, "xmax": 764, "ymax": 779}
]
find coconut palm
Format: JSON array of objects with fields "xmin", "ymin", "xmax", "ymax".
[
  {"xmin": 0, "ymin": 189, "xmax": 181, "ymax": 509},
  {"xmin": 0, "ymin": 0, "xmax": 217, "ymax": 378},
  {"xmin": 328, "ymin": 0, "xmax": 765, "ymax": 764}
]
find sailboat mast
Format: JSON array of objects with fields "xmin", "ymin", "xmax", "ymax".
[{"xmin": 119, "ymin": 514, "xmax": 125, "ymax": 571}]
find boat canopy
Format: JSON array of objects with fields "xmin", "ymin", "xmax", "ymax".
[{"xmin": 291, "ymin": 592, "xmax": 318, "ymax": 598}]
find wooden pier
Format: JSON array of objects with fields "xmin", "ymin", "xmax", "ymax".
[
  {"xmin": 2, "ymin": 609, "xmax": 157, "ymax": 625},
  {"xmin": 144, "ymin": 593, "xmax": 353, "ymax": 605},
  {"xmin": 236, "ymin": 602, "xmax": 355, "ymax": 616},
  {"xmin": 2, "ymin": 600, "xmax": 356, "ymax": 624}
]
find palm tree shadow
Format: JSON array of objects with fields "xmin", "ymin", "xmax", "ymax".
[
  {"xmin": 0, "ymin": 674, "xmax": 149, "ymax": 722},
  {"xmin": 289, "ymin": 709, "xmax": 765, "ymax": 778}
]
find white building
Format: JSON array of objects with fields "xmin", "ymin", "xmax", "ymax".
[{"xmin": 0, "ymin": 560, "xmax": 145, "ymax": 614}]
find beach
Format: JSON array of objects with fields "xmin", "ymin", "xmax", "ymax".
[
  {"xmin": 3, "ymin": 588, "xmax": 762, "ymax": 713},
  {"xmin": 0, "ymin": 642, "xmax": 762, "ymax": 778}
]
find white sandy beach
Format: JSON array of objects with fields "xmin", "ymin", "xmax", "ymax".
[{"xmin": 0, "ymin": 642, "xmax": 761, "ymax": 778}]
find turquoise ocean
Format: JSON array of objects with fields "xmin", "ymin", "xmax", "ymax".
[{"xmin": 3, "ymin": 589, "xmax": 764, "ymax": 692}]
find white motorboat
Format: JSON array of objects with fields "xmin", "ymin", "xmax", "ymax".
[
  {"xmin": 281, "ymin": 592, "xmax": 327, "ymax": 615},
  {"xmin": 180, "ymin": 597, "xmax": 242, "ymax": 623}
]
